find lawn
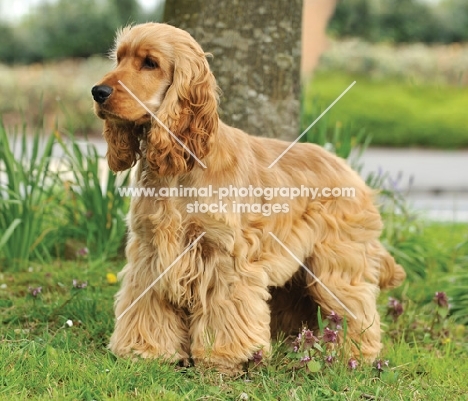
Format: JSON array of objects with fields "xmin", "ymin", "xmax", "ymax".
[
  {"xmin": 303, "ymin": 71, "xmax": 468, "ymax": 148},
  {"xmin": 1, "ymin": 222, "xmax": 468, "ymax": 400}
]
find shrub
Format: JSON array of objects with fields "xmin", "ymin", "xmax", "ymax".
[
  {"xmin": 446, "ymin": 238, "xmax": 468, "ymax": 324},
  {"xmin": 300, "ymin": 96, "xmax": 371, "ymax": 168},
  {"xmin": 368, "ymin": 171, "xmax": 429, "ymax": 281},
  {"xmin": 0, "ymin": 58, "xmax": 111, "ymax": 135},
  {"xmin": 0, "ymin": 122, "xmax": 129, "ymax": 268},
  {"xmin": 305, "ymin": 71, "xmax": 468, "ymax": 148},
  {"xmin": 329, "ymin": 0, "xmax": 468, "ymax": 44},
  {"xmin": 56, "ymin": 134, "xmax": 130, "ymax": 260},
  {"xmin": 318, "ymin": 40, "xmax": 468, "ymax": 87},
  {"xmin": 0, "ymin": 0, "xmax": 164, "ymax": 65},
  {"xmin": 0, "ymin": 122, "xmax": 58, "ymax": 269}
]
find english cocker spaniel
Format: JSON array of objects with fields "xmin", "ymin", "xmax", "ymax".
[{"xmin": 92, "ymin": 22, "xmax": 405, "ymax": 372}]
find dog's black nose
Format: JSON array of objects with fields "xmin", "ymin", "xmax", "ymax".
[{"xmin": 92, "ymin": 85, "xmax": 113, "ymax": 104}]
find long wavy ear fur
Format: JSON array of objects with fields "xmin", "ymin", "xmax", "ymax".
[
  {"xmin": 103, "ymin": 120, "xmax": 142, "ymax": 172},
  {"xmin": 147, "ymin": 43, "xmax": 219, "ymax": 176}
]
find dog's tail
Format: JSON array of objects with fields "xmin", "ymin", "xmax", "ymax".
[{"xmin": 378, "ymin": 245, "xmax": 406, "ymax": 290}]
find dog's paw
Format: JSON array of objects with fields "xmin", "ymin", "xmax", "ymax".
[
  {"xmin": 133, "ymin": 348, "xmax": 188, "ymax": 363},
  {"xmin": 193, "ymin": 357, "xmax": 245, "ymax": 376}
]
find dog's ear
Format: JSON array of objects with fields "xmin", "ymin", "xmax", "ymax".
[
  {"xmin": 147, "ymin": 47, "xmax": 219, "ymax": 176},
  {"xmin": 103, "ymin": 120, "xmax": 142, "ymax": 172}
]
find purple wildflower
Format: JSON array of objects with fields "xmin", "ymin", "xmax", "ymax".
[
  {"xmin": 302, "ymin": 329, "xmax": 319, "ymax": 345},
  {"xmin": 388, "ymin": 297, "xmax": 404, "ymax": 320},
  {"xmin": 252, "ymin": 350, "xmax": 263, "ymax": 364},
  {"xmin": 322, "ymin": 327, "xmax": 338, "ymax": 343},
  {"xmin": 292, "ymin": 332, "xmax": 302, "ymax": 352},
  {"xmin": 325, "ymin": 355, "xmax": 335, "ymax": 365},
  {"xmin": 300, "ymin": 355, "xmax": 311, "ymax": 363},
  {"xmin": 28, "ymin": 286, "xmax": 42, "ymax": 297},
  {"xmin": 76, "ymin": 247, "xmax": 89, "ymax": 257},
  {"xmin": 434, "ymin": 292, "xmax": 449, "ymax": 308},
  {"xmin": 375, "ymin": 359, "xmax": 389, "ymax": 372},
  {"xmin": 327, "ymin": 311, "xmax": 343, "ymax": 329},
  {"xmin": 389, "ymin": 172, "xmax": 403, "ymax": 192},
  {"xmin": 348, "ymin": 358, "xmax": 358, "ymax": 370},
  {"xmin": 292, "ymin": 328, "xmax": 319, "ymax": 352},
  {"xmin": 72, "ymin": 279, "xmax": 88, "ymax": 289}
]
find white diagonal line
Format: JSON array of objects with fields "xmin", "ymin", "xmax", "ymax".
[
  {"xmin": 116, "ymin": 232, "xmax": 206, "ymax": 321},
  {"xmin": 268, "ymin": 81, "xmax": 356, "ymax": 169},
  {"xmin": 118, "ymin": 80, "xmax": 207, "ymax": 169},
  {"xmin": 268, "ymin": 232, "xmax": 357, "ymax": 319}
]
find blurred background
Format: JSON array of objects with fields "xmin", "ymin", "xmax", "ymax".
[{"xmin": 0, "ymin": 0, "xmax": 467, "ymax": 221}]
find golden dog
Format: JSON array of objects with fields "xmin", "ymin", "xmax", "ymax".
[{"xmin": 92, "ymin": 22, "xmax": 405, "ymax": 372}]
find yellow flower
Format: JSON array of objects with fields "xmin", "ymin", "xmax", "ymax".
[
  {"xmin": 442, "ymin": 338, "xmax": 451, "ymax": 344},
  {"xmin": 106, "ymin": 273, "xmax": 118, "ymax": 284}
]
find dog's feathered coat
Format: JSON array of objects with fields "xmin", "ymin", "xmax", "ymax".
[{"xmin": 92, "ymin": 22, "xmax": 405, "ymax": 371}]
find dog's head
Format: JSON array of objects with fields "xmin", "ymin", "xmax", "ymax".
[{"xmin": 92, "ymin": 23, "xmax": 219, "ymax": 175}]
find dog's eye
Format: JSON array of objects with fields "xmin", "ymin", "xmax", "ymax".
[{"xmin": 142, "ymin": 57, "xmax": 158, "ymax": 70}]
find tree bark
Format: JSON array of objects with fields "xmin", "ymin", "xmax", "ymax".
[{"xmin": 164, "ymin": 0, "xmax": 303, "ymax": 141}]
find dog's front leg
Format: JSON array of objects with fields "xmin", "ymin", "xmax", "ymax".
[
  {"xmin": 190, "ymin": 263, "xmax": 271, "ymax": 373},
  {"xmin": 109, "ymin": 239, "xmax": 190, "ymax": 362}
]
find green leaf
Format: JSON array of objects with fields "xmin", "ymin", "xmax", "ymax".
[
  {"xmin": 286, "ymin": 352, "xmax": 300, "ymax": 360},
  {"xmin": 313, "ymin": 342, "xmax": 324, "ymax": 353},
  {"xmin": 307, "ymin": 360, "xmax": 322, "ymax": 373},
  {"xmin": 437, "ymin": 307, "xmax": 449, "ymax": 318},
  {"xmin": 0, "ymin": 218, "xmax": 22, "ymax": 249}
]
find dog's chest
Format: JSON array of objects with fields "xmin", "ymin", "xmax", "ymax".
[{"xmin": 131, "ymin": 195, "xmax": 234, "ymax": 307}]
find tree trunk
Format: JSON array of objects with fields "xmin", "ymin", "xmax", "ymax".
[{"xmin": 164, "ymin": 0, "xmax": 303, "ymax": 141}]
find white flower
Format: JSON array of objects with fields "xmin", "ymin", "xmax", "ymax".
[{"xmin": 66, "ymin": 319, "xmax": 73, "ymax": 327}]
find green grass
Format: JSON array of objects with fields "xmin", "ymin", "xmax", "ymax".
[
  {"xmin": 1, "ymin": 223, "xmax": 468, "ymax": 400},
  {"xmin": 383, "ymin": 222, "xmax": 468, "ymax": 303},
  {"xmin": 303, "ymin": 71, "xmax": 468, "ymax": 148}
]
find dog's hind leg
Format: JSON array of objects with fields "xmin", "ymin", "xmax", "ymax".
[{"xmin": 304, "ymin": 245, "xmax": 383, "ymax": 362}]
